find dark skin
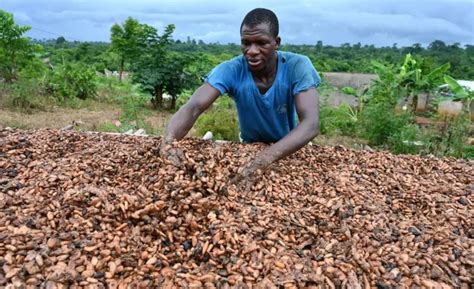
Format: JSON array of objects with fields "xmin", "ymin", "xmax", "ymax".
[{"xmin": 161, "ymin": 22, "xmax": 320, "ymax": 190}]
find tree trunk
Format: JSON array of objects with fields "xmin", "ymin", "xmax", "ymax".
[
  {"xmin": 119, "ymin": 58, "xmax": 124, "ymax": 82},
  {"xmin": 170, "ymin": 95, "xmax": 177, "ymax": 110},
  {"xmin": 152, "ymin": 86, "xmax": 163, "ymax": 109},
  {"xmin": 411, "ymin": 93, "xmax": 418, "ymax": 113},
  {"xmin": 8, "ymin": 51, "xmax": 17, "ymax": 83}
]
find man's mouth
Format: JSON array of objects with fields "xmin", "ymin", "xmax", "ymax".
[{"xmin": 247, "ymin": 58, "xmax": 263, "ymax": 67}]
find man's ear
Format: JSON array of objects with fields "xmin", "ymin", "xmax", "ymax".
[{"xmin": 275, "ymin": 36, "xmax": 281, "ymax": 49}]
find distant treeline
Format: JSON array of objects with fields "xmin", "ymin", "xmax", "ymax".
[{"xmin": 34, "ymin": 38, "xmax": 474, "ymax": 79}]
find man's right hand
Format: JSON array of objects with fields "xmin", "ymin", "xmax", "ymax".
[
  {"xmin": 159, "ymin": 84, "xmax": 220, "ymax": 167},
  {"xmin": 159, "ymin": 139, "xmax": 185, "ymax": 168}
]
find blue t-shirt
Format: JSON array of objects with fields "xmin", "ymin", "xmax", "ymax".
[{"xmin": 205, "ymin": 51, "xmax": 320, "ymax": 143}]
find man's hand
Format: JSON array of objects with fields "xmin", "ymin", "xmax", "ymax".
[
  {"xmin": 159, "ymin": 139, "xmax": 185, "ymax": 168},
  {"xmin": 231, "ymin": 158, "xmax": 267, "ymax": 192}
]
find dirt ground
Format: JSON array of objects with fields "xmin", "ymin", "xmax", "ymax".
[{"xmin": 0, "ymin": 106, "xmax": 171, "ymax": 134}]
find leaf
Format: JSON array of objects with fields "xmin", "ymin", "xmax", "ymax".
[
  {"xmin": 341, "ymin": 87, "xmax": 358, "ymax": 97},
  {"xmin": 444, "ymin": 75, "xmax": 468, "ymax": 99},
  {"xmin": 370, "ymin": 60, "xmax": 386, "ymax": 72},
  {"xmin": 426, "ymin": 63, "xmax": 450, "ymax": 82}
]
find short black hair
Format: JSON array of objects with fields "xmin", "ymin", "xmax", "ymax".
[{"xmin": 240, "ymin": 8, "xmax": 279, "ymax": 38}]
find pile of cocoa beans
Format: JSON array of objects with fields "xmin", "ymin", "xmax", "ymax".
[{"xmin": 1, "ymin": 128, "xmax": 472, "ymax": 288}]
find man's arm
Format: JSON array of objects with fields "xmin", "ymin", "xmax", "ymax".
[
  {"xmin": 247, "ymin": 87, "xmax": 320, "ymax": 170},
  {"xmin": 163, "ymin": 83, "xmax": 220, "ymax": 142}
]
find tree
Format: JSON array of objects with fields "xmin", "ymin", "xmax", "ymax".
[
  {"xmin": 0, "ymin": 10, "xmax": 36, "ymax": 82},
  {"xmin": 55, "ymin": 36, "xmax": 66, "ymax": 48},
  {"xmin": 110, "ymin": 17, "xmax": 149, "ymax": 81},
  {"xmin": 132, "ymin": 24, "xmax": 199, "ymax": 109},
  {"xmin": 428, "ymin": 40, "xmax": 447, "ymax": 52}
]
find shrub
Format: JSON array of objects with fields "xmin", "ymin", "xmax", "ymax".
[
  {"xmin": 8, "ymin": 78, "xmax": 51, "ymax": 112},
  {"xmin": 175, "ymin": 89, "xmax": 193, "ymax": 111},
  {"xmin": 319, "ymin": 104, "xmax": 358, "ymax": 136},
  {"xmin": 388, "ymin": 123, "xmax": 423, "ymax": 155},
  {"xmin": 358, "ymin": 103, "xmax": 412, "ymax": 146},
  {"xmin": 49, "ymin": 63, "xmax": 98, "ymax": 101},
  {"xmin": 119, "ymin": 92, "xmax": 153, "ymax": 132},
  {"xmin": 96, "ymin": 76, "xmax": 136, "ymax": 103},
  {"xmin": 195, "ymin": 96, "xmax": 239, "ymax": 141},
  {"xmin": 421, "ymin": 115, "xmax": 472, "ymax": 158}
]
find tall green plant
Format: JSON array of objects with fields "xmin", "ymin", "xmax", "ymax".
[
  {"xmin": 110, "ymin": 17, "xmax": 150, "ymax": 81},
  {"xmin": 131, "ymin": 24, "xmax": 199, "ymax": 109},
  {"xmin": 398, "ymin": 54, "xmax": 450, "ymax": 111},
  {"xmin": 0, "ymin": 10, "xmax": 38, "ymax": 82},
  {"xmin": 49, "ymin": 63, "xmax": 98, "ymax": 101},
  {"xmin": 195, "ymin": 97, "xmax": 239, "ymax": 141},
  {"xmin": 443, "ymin": 75, "xmax": 473, "ymax": 120}
]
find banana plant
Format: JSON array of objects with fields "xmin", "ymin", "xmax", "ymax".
[
  {"xmin": 444, "ymin": 75, "xmax": 473, "ymax": 120},
  {"xmin": 398, "ymin": 54, "xmax": 451, "ymax": 112}
]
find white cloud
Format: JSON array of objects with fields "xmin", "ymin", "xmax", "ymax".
[{"xmin": 1, "ymin": 0, "xmax": 473, "ymax": 46}]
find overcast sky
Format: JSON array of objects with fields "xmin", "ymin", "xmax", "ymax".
[{"xmin": 1, "ymin": 0, "xmax": 473, "ymax": 47}]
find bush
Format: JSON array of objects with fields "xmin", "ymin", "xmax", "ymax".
[
  {"xmin": 49, "ymin": 63, "xmax": 98, "ymax": 101},
  {"xmin": 358, "ymin": 103, "xmax": 412, "ymax": 146},
  {"xmin": 8, "ymin": 78, "xmax": 51, "ymax": 112},
  {"xmin": 119, "ymin": 91, "xmax": 154, "ymax": 132},
  {"xmin": 421, "ymin": 115, "xmax": 472, "ymax": 158},
  {"xmin": 96, "ymin": 76, "xmax": 136, "ymax": 103},
  {"xmin": 388, "ymin": 123, "xmax": 423, "ymax": 155},
  {"xmin": 195, "ymin": 96, "xmax": 239, "ymax": 141},
  {"xmin": 319, "ymin": 104, "xmax": 358, "ymax": 136}
]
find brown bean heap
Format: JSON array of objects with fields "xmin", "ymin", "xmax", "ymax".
[{"xmin": 0, "ymin": 128, "xmax": 473, "ymax": 288}]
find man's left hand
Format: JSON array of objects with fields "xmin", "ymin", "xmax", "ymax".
[{"xmin": 231, "ymin": 158, "xmax": 266, "ymax": 192}]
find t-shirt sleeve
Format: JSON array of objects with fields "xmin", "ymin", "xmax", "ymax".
[
  {"xmin": 205, "ymin": 60, "xmax": 238, "ymax": 95},
  {"xmin": 291, "ymin": 56, "xmax": 321, "ymax": 96}
]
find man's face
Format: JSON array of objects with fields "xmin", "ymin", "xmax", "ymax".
[{"xmin": 240, "ymin": 23, "xmax": 280, "ymax": 72}]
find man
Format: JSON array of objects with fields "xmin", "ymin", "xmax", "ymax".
[{"xmin": 160, "ymin": 8, "xmax": 321, "ymax": 189}]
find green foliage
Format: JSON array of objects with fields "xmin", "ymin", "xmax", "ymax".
[
  {"xmin": 319, "ymin": 104, "xmax": 358, "ymax": 136},
  {"xmin": 96, "ymin": 84, "xmax": 155, "ymax": 134},
  {"xmin": 95, "ymin": 76, "xmax": 135, "ymax": 103},
  {"xmin": 359, "ymin": 103, "xmax": 413, "ymax": 146},
  {"xmin": 49, "ymin": 63, "xmax": 98, "ymax": 101},
  {"xmin": 421, "ymin": 116, "xmax": 472, "ymax": 158},
  {"xmin": 195, "ymin": 97, "xmax": 240, "ymax": 141},
  {"xmin": 368, "ymin": 61, "xmax": 405, "ymax": 106},
  {"xmin": 18, "ymin": 57, "xmax": 48, "ymax": 80},
  {"xmin": 443, "ymin": 76, "xmax": 473, "ymax": 121},
  {"xmin": 110, "ymin": 17, "xmax": 153, "ymax": 80},
  {"xmin": 443, "ymin": 75, "xmax": 468, "ymax": 99},
  {"xmin": 96, "ymin": 122, "xmax": 121, "ymax": 133},
  {"xmin": 132, "ymin": 24, "xmax": 200, "ymax": 109},
  {"xmin": 341, "ymin": 86, "xmax": 358, "ymax": 96},
  {"xmin": 175, "ymin": 89, "xmax": 193, "ymax": 110},
  {"xmin": 0, "ymin": 10, "xmax": 38, "ymax": 82},
  {"xmin": 388, "ymin": 124, "xmax": 423, "ymax": 155},
  {"xmin": 8, "ymin": 78, "xmax": 50, "ymax": 112},
  {"xmin": 119, "ymin": 91, "xmax": 151, "ymax": 130}
]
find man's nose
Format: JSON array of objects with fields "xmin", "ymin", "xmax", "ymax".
[{"xmin": 248, "ymin": 44, "xmax": 259, "ymax": 55}]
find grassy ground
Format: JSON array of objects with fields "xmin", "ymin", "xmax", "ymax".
[
  {"xmin": 0, "ymin": 82, "xmax": 174, "ymax": 135},
  {"xmin": 0, "ymin": 101, "xmax": 172, "ymax": 134},
  {"xmin": 0, "ymin": 102, "xmax": 368, "ymax": 150}
]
